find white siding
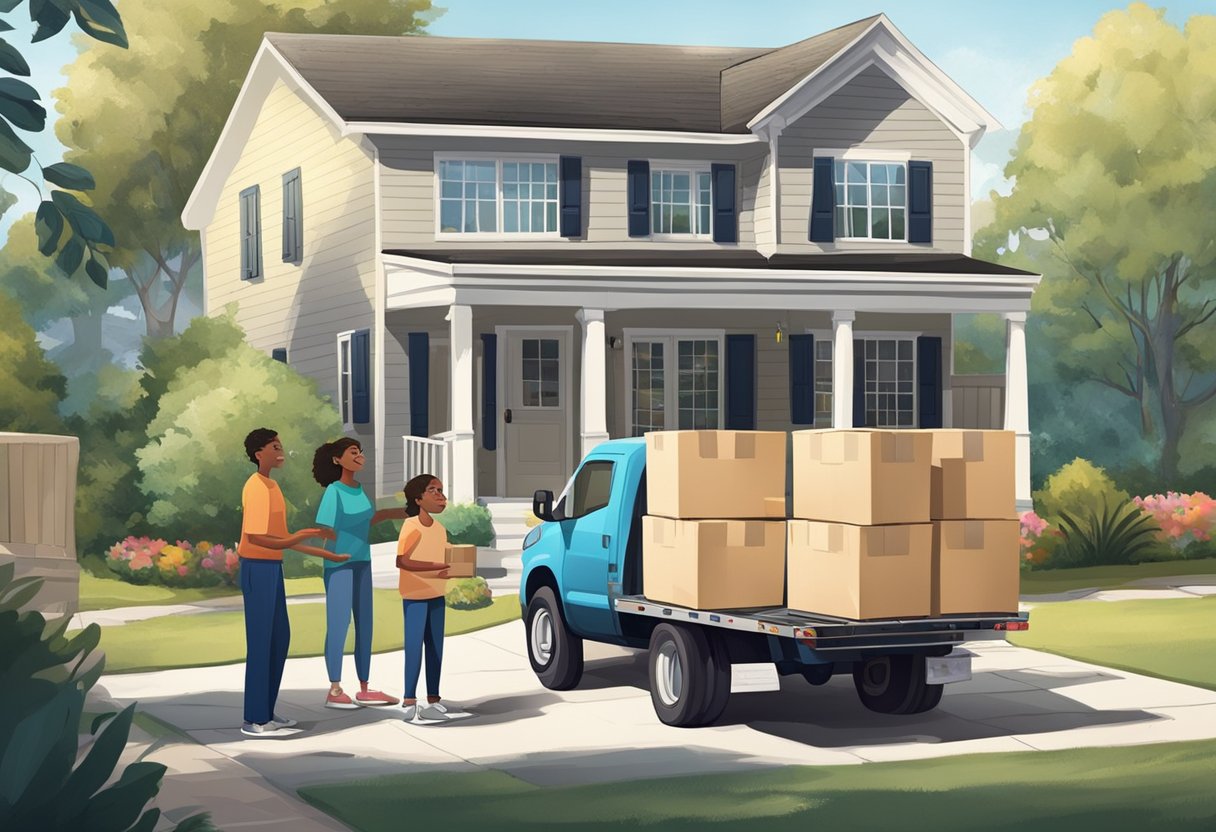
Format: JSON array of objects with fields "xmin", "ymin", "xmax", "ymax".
[{"xmin": 778, "ymin": 65, "xmax": 966, "ymax": 253}]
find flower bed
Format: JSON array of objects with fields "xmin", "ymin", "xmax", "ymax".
[
  {"xmin": 1133, "ymin": 492, "xmax": 1216, "ymax": 555},
  {"xmin": 1019, "ymin": 510, "xmax": 1064, "ymax": 569},
  {"xmin": 107, "ymin": 536, "xmax": 240, "ymax": 588}
]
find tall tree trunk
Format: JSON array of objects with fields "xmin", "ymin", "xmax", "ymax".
[{"xmin": 1152, "ymin": 259, "xmax": 1182, "ymax": 484}]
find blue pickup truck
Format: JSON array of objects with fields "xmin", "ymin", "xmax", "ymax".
[{"xmin": 519, "ymin": 437, "xmax": 1029, "ymax": 728}]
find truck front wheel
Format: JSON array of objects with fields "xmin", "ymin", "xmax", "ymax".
[
  {"xmin": 526, "ymin": 586, "xmax": 584, "ymax": 690},
  {"xmin": 648, "ymin": 623, "xmax": 712, "ymax": 727},
  {"xmin": 852, "ymin": 654, "xmax": 929, "ymax": 715}
]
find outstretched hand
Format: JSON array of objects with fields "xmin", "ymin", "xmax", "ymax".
[{"xmin": 327, "ymin": 552, "xmax": 352, "ymax": 563}]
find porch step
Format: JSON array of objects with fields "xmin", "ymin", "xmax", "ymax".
[{"xmin": 479, "ymin": 498, "xmax": 535, "ymax": 552}]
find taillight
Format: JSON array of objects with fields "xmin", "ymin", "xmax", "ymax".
[{"xmin": 995, "ymin": 621, "xmax": 1030, "ymax": 631}]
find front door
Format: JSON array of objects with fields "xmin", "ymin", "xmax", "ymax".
[{"xmin": 503, "ymin": 329, "xmax": 571, "ymax": 497}]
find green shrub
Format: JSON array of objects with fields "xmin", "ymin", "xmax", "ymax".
[
  {"xmin": 1053, "ymin": 498, "xmax": 1163, "ymax": 568},
  {"xmin": 1034, "ymin": 458, "xmax": 1130, "ymax": 525},
  {"xmin": 0, "ymin": 298, "xmax": 66, "ymax": 433},
  {"xmin": 0, "ymin": 563, "xmax": 212, "ymax": 831},
  {"xmin": 445, "ymin": 577, "xmax": 493, "ymax": 610},
  {"xmin": 439, "ymin": 503, "xmax": 495, "ymax": 547}
]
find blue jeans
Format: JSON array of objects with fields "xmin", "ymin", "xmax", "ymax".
[
  {"xmin": 240, "ymin": 559, "xmax": 290, "ymax": 725},
  {"xmin": 402, "ymin": 597, "xmax": 445, "ymax": 700},
  {"xmin": 323, "ymin": 561, "xmax": 373, "ymax": 683}
]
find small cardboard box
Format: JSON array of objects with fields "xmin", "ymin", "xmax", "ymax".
[
  {"xmin": 645, "ymin": 430, "xmax": 786, "ymax": 520},
  {"xmin": 932, "ymin": 520, "xmax": 1020, "ymax": 615},
  {"xmin": 444, "ymin": 544, "xmax": 477, "ymax": 578},
  {"xmin": 924, "ymin": 430, "xmax": 1017, "ymax": 520},
  {"xmin": 786, "ymin": 520, "xmax": 933, "ymax": 620},
  {"xmin": 792, "ymin": 430, "xmax": 932, "ymax": 525},
  {"xmin": 642, "ymin": 516, "xmax": 785, "ymax": 610}
]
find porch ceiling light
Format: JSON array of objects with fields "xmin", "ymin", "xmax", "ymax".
[{"xmin": 775, "ymin": 323, "xmax": 785, "ymax": 344}]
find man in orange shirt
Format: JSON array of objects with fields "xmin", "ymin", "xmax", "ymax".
[{"xmin": 239, "ymin": 428, "xmax": 348, "ymax": 738}]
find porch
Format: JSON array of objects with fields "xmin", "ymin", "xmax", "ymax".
[{"xmin": 379, "ymin": 250, "xmax": 1037, "ymax": 513}]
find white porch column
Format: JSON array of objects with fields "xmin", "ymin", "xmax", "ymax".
[
  {"xmin": 447, "ymin": 304, "xmax": 476, "ymax": 504},
  {"xmin": 832, "ymin": 310, "xmax": 855, "ymax": 428},
  {"xmin": 576, "ymin": 308, "xmax": 610, "ymax": 459},
  {"xmin": 1004, "ymin": 311, "xmax": 1032, "ymax": 512}
]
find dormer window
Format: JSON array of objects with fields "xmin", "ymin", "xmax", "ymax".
[{"xmin": 834, "ymin": 160, "xmax": 907, "ymax": 241}]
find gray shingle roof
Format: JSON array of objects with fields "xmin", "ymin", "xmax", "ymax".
[{"xmin": 265, "ymin": 16, "xmax": 879, "ymax": 134}]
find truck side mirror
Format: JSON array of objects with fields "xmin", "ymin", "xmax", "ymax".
[{"xmin": 533, "ymin": 489, "xmax": 556, "ymax": 522}]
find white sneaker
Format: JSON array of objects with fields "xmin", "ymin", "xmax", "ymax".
[
  {"xmin": 430, "ymin": 701, "xmax": 473, "ymax": 720},
  {"xmin": 241, "ymin": 721, "xmax": 299, "ymax": 738},
  {"xmin": 271, "ymin": 714, "xmax": 298, "ymax": 728},
  {"xmin": 401, "ymin": 703, "xmax": 445, "ymax": 724}
]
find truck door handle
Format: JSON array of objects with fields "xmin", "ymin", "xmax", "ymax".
[
  {"xmin": 504, "ymin": 408, "xmax": 512, "ymax": 424},
  {"xmin": 608, "ymin": 563, "xmax": 618, "ymax": 573},
  {"xmin": 602, "ymin": 534, "xmax": 611, "ymax": 548}
]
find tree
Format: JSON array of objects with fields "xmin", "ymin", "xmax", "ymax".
[
  {"xmin": 0, "ymin": 294, "xmax": 64, "ymax": 432},
  {"xmin": 0, "ymin": 0, "xmax": 126, "ymax": 278},
  {"xmin": 53, "ymin": 0, "xmax": 438, "ymax": 337},
  {"xmin": 981, "ymin": 3, "xmax": 1216, "ymax": 483}
]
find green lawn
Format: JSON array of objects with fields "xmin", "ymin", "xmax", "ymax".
[
  {"xmin": 96, "ymin": 592, "xmax": 520, "ymax": 673},
  {"xmin": 78, "ymin": 572, "xmax": 325, "ymax": 611},
  {"xmin": 1019, "ymin": 558, "xmax": 1216, "ymax": 595},
  {"xmin": 1012, "ymin": 595, "xmax": 1216, "ymax": 690},
  {"xmin": 300, "ymin": 740, "xmax": 1216, "ymax": 832}
]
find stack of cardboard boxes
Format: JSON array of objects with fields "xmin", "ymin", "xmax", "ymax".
[
  {"xmin": 641, "ymin": 430, "xmax": 787, "ymax": 610},
  {"xmin": 641, "ymin": 428, "xmax": 1020, "ymax": 619}
]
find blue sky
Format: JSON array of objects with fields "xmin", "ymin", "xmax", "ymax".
[{"xmin": 2, "ymin": 0, "xmax": 1211, "ymax": 243}]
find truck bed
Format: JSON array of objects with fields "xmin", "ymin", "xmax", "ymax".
[{"xmin": 615, "ymin": 595, "xmax": 1028, "ymax": 652}]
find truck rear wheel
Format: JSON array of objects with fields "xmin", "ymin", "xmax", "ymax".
[
  {"xmin": 694, "ymin": 632, "xmax": 732, "ymax": 726},
  {"xmin": 910, "ymin": 682, "xmax": 944, "ymax": 714},
  {"xmin": 526, "ymin": 586, "xmax": 583, "ymax": 690},
  {"xmin": 852, "ymin": 654, "xmax": 928, "ymax": 715},
  {"xmin": 648, "ymin": 623, "xmax": 711, "ymax": 727}
]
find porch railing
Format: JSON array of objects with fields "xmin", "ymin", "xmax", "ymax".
[
  {"xmin": 951, "ymin": 374, "xmax": 1006, "ymax": 430},
  {"xmin": 403, "ymin": 432, "xmax": 455, "ymax": 490}
]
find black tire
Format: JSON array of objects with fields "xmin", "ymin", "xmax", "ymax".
[
  {"xmin": 852, "ymin": 654, "xmax": 928, "ymax": 715},
  {"xmin": 800, "ymin": 663, "xmax": 834, "ymax": 686},
  {"xmin": 525, "ymin": 586, "xmax": 584, "ymax": 690},
  {"xmin": 648, "ymin": 623, "xmax": 711, "ymax": 727},
  {"xmin": 910, "ymin": 682, "xmax": 944, "ymax": 714},
  {"xmin": 694, "ymin": 632, "xmax": 733, "ymax": 726}
]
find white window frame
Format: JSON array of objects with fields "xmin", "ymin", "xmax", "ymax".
[
  {"xmin": 804, "ymin": 329, "xmax": 922, "ymax": 429},
  {"xmin": 815, "ymin": 148, "xmax": 911, "ymax": 244},
  {"xmin": 805, "ymin": 329, "xmax": 835, "ymax": 427},
  {"xmin": 623, "ymin": 328, "xmax": 726, "ymax": 436},
  {"xmin": 336, "ymin": 330, "xmax": 354, "ymax": 431},
  {"xmin": 647, "ymin": 159, "xmax": 714, "ymax": 240},
  {"xmin": 433, "ymin": 152, "xmax": 561, "ymax": 241}
]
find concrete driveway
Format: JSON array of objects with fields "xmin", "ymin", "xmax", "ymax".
[{"xmin": 97, "ymin": 620, "xmax": 1216, "ymax": 804}]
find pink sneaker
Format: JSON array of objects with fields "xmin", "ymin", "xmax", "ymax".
[
  {"xmin": 355, "ymin": 689, "xmax": 399, "ymax": 707},
  {"xmin": 325, "ymin": 690, "xmax": 359, "ymax": 710}
]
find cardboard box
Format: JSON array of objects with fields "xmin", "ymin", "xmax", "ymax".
[
  {"xmin": 786, "ymin": 520, "xmax": 933, "ymax": 620},
  {"xmin": 444, "ymin": 544, "xmax": 477, "ymax": 578},
  {"xmin": 932, "ymin": 520, "xmax": 1020, "ymax": 615},
  {"xmin": 645, "ymin": 430, "xmax": 786, "ymax": 520},
  {"xmin": 642, "ymin": 516, "xmax": 785, "ymax": 610},
  {"xmin": 923, "ymin": 430, "xmax": 1017, "ymax": 520},
  {"xmin": 791, "ymin": 430, "xmax": 932, "ymax": 525}
]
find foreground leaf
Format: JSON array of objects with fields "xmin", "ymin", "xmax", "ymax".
[
  {"xmin": 0, "ymin": 77, "xmax": 46, "ymax": 131},
  {"xmin": 85, "ymin": 254, "xmax": 108, "ymax": 289},
  {"xmin": 0, "ymin": 37, "xmax": 31, "ymax": 75},
  {"xmin": 72, "ymin": 0, "xmax": 128, "ymax": 49},
  {"xmin": 30, "ymin": 0, "xmax": 72, "ymax": 43},
  {"xmin": 0, "ymin": 113, "xmax": 33, "ymax": 173},
  {"xmin": 51, "ymin": 190, "xmax": 115, "ymax": 246},
  {"xmin": 35, "ymin": 200, "xmax": 64, "ymax": 254},
  {"xmin": 42, "ymin": 161, "xmax": 95, "ymax": 191},
  {"xmin": 55, "ymin": 234, "xmax": 85, "ymax": 275}
]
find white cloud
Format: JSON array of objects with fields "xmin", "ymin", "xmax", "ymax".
[{"xmin": 107, "ymin": 305, "xmax": 138, "ymax": 320}]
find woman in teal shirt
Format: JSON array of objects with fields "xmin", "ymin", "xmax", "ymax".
[{"xmin": 312, "ymin": 438, "xmax": 407, "ymax": 708}]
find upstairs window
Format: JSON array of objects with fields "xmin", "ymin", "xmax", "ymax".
[
  {"xmin": 834, "ymin": 161, "xmax": 906, "ymax": 241},
  {"xmin": 438, "ymin": 158, "xmax": 559, "ymax": 235},
  {"xmin": 651, "ymin": 167, "xmax": 712, "ymax": 236}
]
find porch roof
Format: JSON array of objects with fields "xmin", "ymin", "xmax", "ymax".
[{"xmin": 382, "ymin": 249, "xmax": 1035, "ymax": 277}]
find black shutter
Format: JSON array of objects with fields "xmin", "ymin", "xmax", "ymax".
[
  {"xmin": 351, "ymin": 329, "xmax": 371, "ymax": 425},
  {"xmin": 789, "ymin": 334, "xmax": 814, "ymax": 425},
  {"xmin": 407, "ymin": 333, "xmax": 429, "ymax": 437},
  {"xmin": 853, "ymin": 339, "xmax": 866, "ymax": 427},
  {"xmin": 271, "ymin": 348, "xmax": 288, "ymax": 364},
  {"xmin": 481, "ymin": 333, "xmax": 497, "ymax": 451},
  {"xmin": 810, "ymin": 157, "xmax": 835, "ymax": 243},
  {"xmin": 559, "ymin": 156, "xmax": 582, "ymax": 237},
  {"xmin": 908, "ymin": 160, "xmax": 933, "ymax": 243},
  {"xmin": 917, "ymin": 336, "xmax": 943, "ymax": 428},
  {"xmin": 711, "ymin": 163, "xmax": 737, "ymax": 243},
  {"xmin": 626, "ymin": 160, "xmax": 650, "ymax": 237},
  {"xmin": 725, "ymin": 334, "xmax": 755, "ymax": 429}
]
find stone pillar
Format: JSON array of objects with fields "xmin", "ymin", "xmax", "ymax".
[
  {"xmin": 832, "ymin": 310, "xmax": 855, "ymax": 429},
  {"xmin": 447, "ymin": 304, "xmax": 476, "ymax": 503},
  {"xmin": 1004, "ymin": 311, "xmax": 1032, "ymax": 512},
  {"xmin": 577, "ymin": 308, "xmax": 610, "ymax": 459}
]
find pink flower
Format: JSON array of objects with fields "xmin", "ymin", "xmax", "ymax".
[
  {"xmin": 202, "ymin": 558, "xmax": 215, "ymax": 569},
  {"xmin": 178, "ymin": 565, "xmax": 189, "ymax": 576},
  {"xmin": 130, "ymin": 555, "xmax": 153, "ymax": 571}
]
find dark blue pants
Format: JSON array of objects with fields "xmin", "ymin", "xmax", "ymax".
[
  {"xmin": 241, "ymin": 558, "xmax": 290, "ymax": 725},
  {"xmin": 402, "ymin": 597, "xmax": 445, "ymax": 700},
  {"xmin": 323, "ymin": 561, "xmax": 373, "ymax": 683}
]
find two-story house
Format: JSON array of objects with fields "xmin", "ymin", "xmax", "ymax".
[{"xmin": 183, "ymin": 14, "xmax": 1039, "ymax": 529}]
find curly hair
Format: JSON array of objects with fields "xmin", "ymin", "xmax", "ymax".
[
  {"xmin": 244, "ymin": 428, "xmax": 278, "ymax": 465},
  {"xmin": 312, "ymin": 438, "xmax": 362, "ymax": 486},
  {"xmin": 404, "ymin": 474, "xmax": 438, "ymax": 517}
]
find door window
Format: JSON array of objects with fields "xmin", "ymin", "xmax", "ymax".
[
  {"xmin": 521, "ymin": 338, "xmax": 560, "ymax": 408},
  {"xmin": 862, "ymin": 338, "xmax": 916, "ymax": 427},
  {"xmin": 630, "ymin": 336, "xmax": 722, "ymax": 436},
  {"xmin": 563, "ymin": 460, "xmax": 614, "ymax": 519}
]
